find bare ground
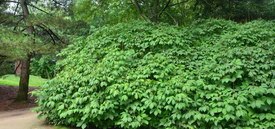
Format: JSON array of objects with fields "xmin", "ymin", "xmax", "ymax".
[
  {"xmin": 0, "ymin": 86, "xmax": 54, "ymax": 129},
  {"xmin": 0, "ymin": 85, "xmax": 36, "ymax": 111},
  {"xmin": 0, "ymin": 108, "xmax": 54, "ymax": 129}
]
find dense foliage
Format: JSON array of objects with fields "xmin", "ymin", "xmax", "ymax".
[
  {"xmin": 196, "ymin": 0, "xmax": 275, "ymax": 21},
  {"xmin": 73, "ymin": 0, "xmax": 275, "ymax": 26},
  {"xmin": 31, "ymin": 55, "xmax": 57, "ymax": 79},
  {"xmin": 36, "ymin": 19, "xmax": 275, "ymax": 129},
  {"xmin": 0, "ymin": 60, "xmax": 13, "ymax": 76}
]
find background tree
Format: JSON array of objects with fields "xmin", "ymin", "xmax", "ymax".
[
  {"xmin": 72, "ymin": 0, "xmax": 196, "ymax": 26},
  {"xmin": 0, "ymin": 0, "xmax": 65, "ymax": 101},
  {"xmin": 195, "ymin": 0, "xmax": 275, "ymax": 22},
  {"xmin": 73, "ymin": 0, "xmax": 275, "ymax": 26}
]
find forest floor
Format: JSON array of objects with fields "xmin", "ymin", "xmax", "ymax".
[
  {"xmin": 0, "ymin": 86, "xmax": 66, "ymax": 129},
  {"xmin": 0, "ymin": 85, "xmax": 36, "ymax": 111}
]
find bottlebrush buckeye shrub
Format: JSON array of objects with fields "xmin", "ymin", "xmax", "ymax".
[{"xmin": 35, "ymin": 20, "xmax": 275, "ymax": 129}]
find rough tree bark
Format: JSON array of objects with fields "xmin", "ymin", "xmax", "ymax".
[
  {"xmin": 16, "ymin": 56, "xmax": 31, "ymax": 101},
  {"xmin": 16, "ymin": 0, "xmax": 34, "ymax": 101},
  {"xmin": 15, "ymin": 61, "xmax": 21, "ymax": 76}
]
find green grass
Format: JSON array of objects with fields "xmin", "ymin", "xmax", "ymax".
[{"xmin": 0, "ymin": 74, "xmax": 47, "ymax": 86}]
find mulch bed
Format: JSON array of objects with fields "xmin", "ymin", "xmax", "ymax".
[{"xmin": 0, "ymin": 86, "xmax": 37, "ymax": 111}]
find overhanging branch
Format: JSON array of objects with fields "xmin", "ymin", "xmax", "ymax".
[
  {"xmin": 42, "ymin": 23, "xmax": 65, "ymax": 44},
  {"xmin": 169, "ymin": 0, "xmax": 188, "ymax": 7},
  {"xmin": 131, "ymin": 0, "xmax": 150, "ymax": 21},
  {"xmin": 4, "ymin": 1, "xmax": 51, "ymax": 15},
  {"xmin": 36, "ymin": 24, "xmax": 56, "ymax": 44},
  {"xmin": 165, "ymin": 11, "xmax": 178, "ymax": 26},
  {"xmin": 28, "ymin": 4, "xmax": 51, "ymax": 15},
  {"xmin": 2, "ymin": 1, "xmax": 19, "ymax": 4},
  {"xmin": 158, "ymin": 0, "xmax": 171, "ymax": 18},
  {"xmin": 14, "ymin": 18, "xmax": 24, "ymax": 30},
  {"xmin": 52, "ymin": 0, "xmax": 63, "ymax": 6},
  {"xmin": 13, "ymin": 2, "xmax": 19, "ymax": 15},
  {"xmin": 36, "ymin": 23, "xmax": 65, "ymax": 44}
]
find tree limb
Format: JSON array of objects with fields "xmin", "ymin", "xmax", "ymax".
[
  {"xmin": 169, "ymin": 0, "xmax": 188, "ymax": 7},
  {"xmin": 203, "ymin": 0, "xmax": 212, "ymax": 6},
  {"xmin": 28, "ymin": 4, "xmax": 51, "ymax": 15},
  {"xmin": 0, "ymin": 19, "xmax": 8, "ymax": 24},
  {"xmin": 14, "ymin": 61, "xmax": 21, "ymax": 74},
  {"xmin": 14, "ymin": 18, "xmax": 24, "ymax": 30},
  {"xmin": 38, "ymin": 23, "xmax": 65, "ymax": 44},
  {"xmin": 164, "ymin": 11, "xmax": 178, "ymax": 26},
  {"xmin": 131, "ymin": 0, "xmax": 150, "ymax": 21},
  {"xmin": 13, "ymin": 2, "xmax": 19, "ymax": 15},
  {"xmin": 5, "ymin": 1, "xmax": 51, "ymax": 15},
  {"xmin": 43, "ymin": 25, "xmax": 64, "ymax": 44},
  {"xmin": 0, "ymin": 54, "xmax": 8, "ymax": 58},
  {"xmin": 2, "ymin": 1, "xmax": 19, "ymax": 4},
  {"xmin": 36, "ymin": 24, "xmax": 56, "ymax": 44},
  {"xmin": 52, "ymin": 0, "xmax": 63, "ymax": 6},
  {"xmin": 158, "ymin": 0, "xmax": 171, "ymax": 18}
]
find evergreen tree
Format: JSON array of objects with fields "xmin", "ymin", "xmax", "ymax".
[{"xmin": 0, "ymin": 0, "xmax": 65, "ymax": 101}]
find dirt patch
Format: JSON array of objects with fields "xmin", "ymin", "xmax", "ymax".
[
  {"xmin": 0, "ymin": 86, "xmax": 68, "ymax": 129},
  {"xmin": 0, "ymin": 109, "xmax": 54, "ymax": 129},
  {"xmin": 0, "ymin": 86, "xmax": 37, "ymax": 111}
]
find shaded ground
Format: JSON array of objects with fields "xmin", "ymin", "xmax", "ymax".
[
  {"xmin": 0, "ymin": 86, "xmax": 69, "ymax": 129},
  {"xmin": 0, "ymin": 85, "xmax": 36, "ymax": 111}
]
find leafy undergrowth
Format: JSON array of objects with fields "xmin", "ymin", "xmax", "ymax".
[
  {"xmin": 35, "ymin": 19, "xmax": 275, "ymax": 129},
  {"xmin": 0, "ymin": 74, "xmax": 47, "ymax": 86},
  {"xmin": 54, "ymin": 126, "xmax": 70, "ymax": 129}
]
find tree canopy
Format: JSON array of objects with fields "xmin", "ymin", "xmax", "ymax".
[{"xmin": 73, "ymin": 0, "xmax": 275, "ymax": 26}]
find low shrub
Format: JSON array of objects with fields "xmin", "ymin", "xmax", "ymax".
[{"xmin": 35, "ymin": 19, "xmax": 275, "ymax": 129}]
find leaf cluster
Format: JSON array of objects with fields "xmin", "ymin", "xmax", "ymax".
[
  {"xmin": 31, "ymin": 55, "xmax": 57, "ymax": 79},
  {"xmin": 35, "ymin": 19, "xmax": 275, "ymax": 129}
]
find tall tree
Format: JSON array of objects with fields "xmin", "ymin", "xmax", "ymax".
[
  {"xmin": 16, "ymin": 0, "xmax": 34, "ymax": 101},
  {"xmin": 0, "ymin": 0, "xmax": 65, "ymax": 101}
]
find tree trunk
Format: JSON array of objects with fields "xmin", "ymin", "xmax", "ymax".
[
  {"xmin": 152, "ymin": 0, "xmax": 160, "ymax": 22},
  {"xmin": 15, "ymin": 0, "xmax": 34, "ymax": 101},
  {"xmin": 15, "ymin": 61, "xmax": 21, "ymax": 76},
  {"xmin": 16, "ymin": 56, "xmax": 30, "ymax": 101}
]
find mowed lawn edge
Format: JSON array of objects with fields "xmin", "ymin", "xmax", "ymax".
[{"xmin": 0, "ymin": 74, "xmax": 47, "ymax": 87}]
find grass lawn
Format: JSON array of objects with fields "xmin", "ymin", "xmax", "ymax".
[{"xmin": 0, "ymin": 74, "xmax": 47, "ymax": 86}]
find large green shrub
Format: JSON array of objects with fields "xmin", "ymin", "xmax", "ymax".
[{"xmin": 35, "ymin": 20, "xmax": 275, "ymax": 129}]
